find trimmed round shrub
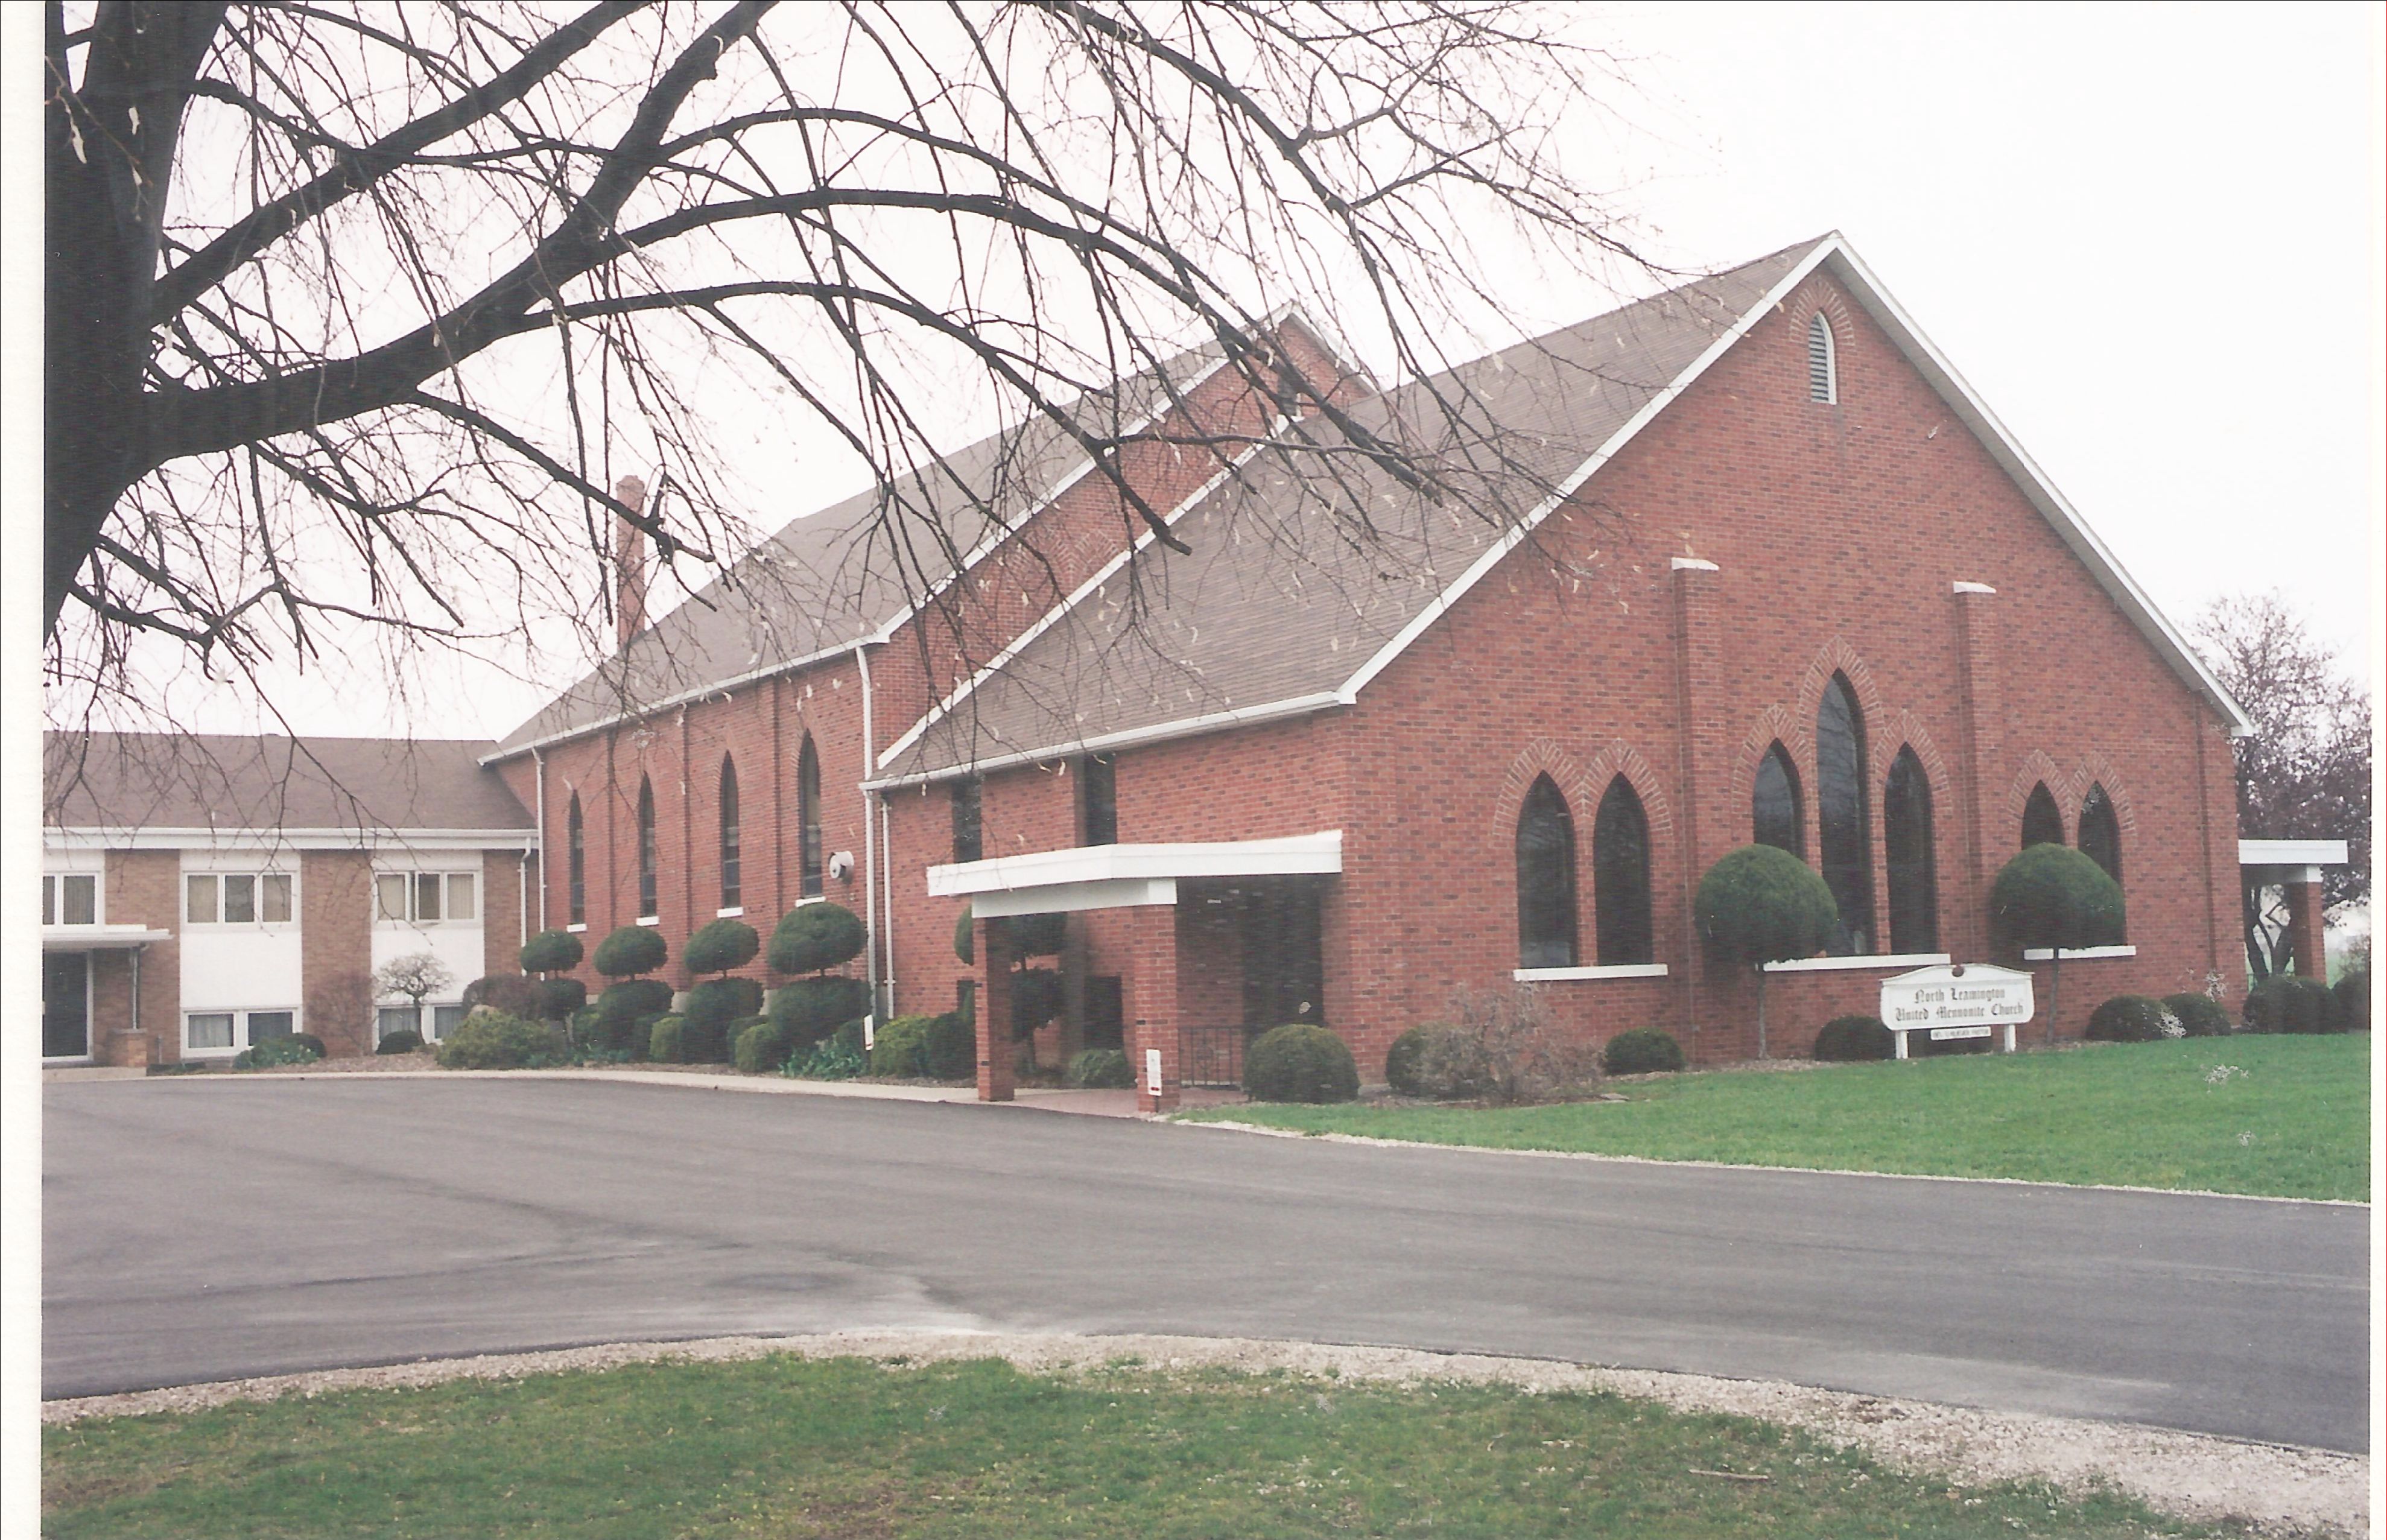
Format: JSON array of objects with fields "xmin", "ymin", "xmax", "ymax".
[
  {"xmin": 629, "ymin": 1011, "xmax": 670, "ymax": 1061},
  {"xmin": 770, "ymin": 902, "xmax": 866, "ymax": 975},
  {"xmin": 247, "ymin": 1033, "xmax": 325, "ymax": 1068},
  {"xmin": 1384, "ymin": 1027, "xmax": 1432, "ymax": 1097},
  {"xmin": 1243, "ymin": 1023, "xmax": 1358, "ymax": 1104},
  {"xmin": 593, "ymin": 924, "xmax": 668, "ymax": 979},
  {"xmin": 436, "ymin": 1012, "xmax": 566, "ymax": 1069},
  {"xmin": 732, "ymin": 1017, "xmax": 789, "ymax": 1074},
  {"xmin": 568, "ymin": 1005, "xmax": 602, "ymax": 1047},
  {"xmin": 954, "ymin": 903, "xmax": 975, "ymax": 965},
  {"xmin": 2243, "ymin": 975, "xmax": 2337, "ymax": 1034},
  {"xmin": 519, "ymin": 928, "xmax": 583, "ymax": 974},
  {"xmin": 2333, "ymin": 968, "xmax": 2370, "ymax": 1033},
  {"xmin": 1811, "ymin": 1015, "xmax": 1894, "ymax": 1062},
  {"xmin": 1602, "ymin": 1027, "xmax": 1685, "ymax": 1076},
  {"xmin": 1009, "ymin": 968, "xmax": 1064, "ymax": 1035},
  {"xmin": 461, "ymin": 974, "xmax": 544, "ymax": 1018},
  {"xmin": 375, "ymin": 1028, "xmax": 423, "ymax": 1055},
  {"xmin": 684, "ymin": 917, "xmax": 761, "ymax": 976},
  {"xmin": 769, "ymin": 975, "xmax": 872, "ymax": 1050},
  {"xmin": 2161, "ymin": 992, "xmax": 2231, "ymax": 1039},
  {"xmin": 1694, "ymin": 846, "xmax": 1837, "ymax": 966},
  {"xmin": 2085, "ymin": 994, "xmax": 2178, "ymax": 1043},
  {"xmin": 1067, "ymin": 1048, "xmax": 1134, "ymax": 1088},
  {"xmin": 682, "ymin": 977, "xmax": 765, "ymax": 1062},
  {"xmin": 1988, "ymin": 844, "xmax": 2125, "ymax": 954},
  {"xmin": 1010, "ymin": 912, "xmax": 1067, "ymax": 958},
  {"xmin": 869, "ymin": 1014, "xmax": 937, "ymax": 1077},
  {"xmin": 647, "ymin": 1015, "xmax": 686, "ymax": 1063},
  {"xmin": 537, "ymin": 976, "xmax": 588, "ymax": 1021},
  {"xmin": 594, "ymin": 978, "xmax": 674, "ymax": 1051},
  {"xmin": 921, "ymin": 1012, "xmax": 974, "ymax": 1080}
]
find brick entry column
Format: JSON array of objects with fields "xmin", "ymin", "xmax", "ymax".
[
  {"xmin": 2283, "ymin": 870, "xmax": 2328, "ymax": 981},
  {"xmin": 1126, "ymin": 904, "xmax": 1179, "ymax": 1112},
  {"xmin": 975, "ymin": 914, "xmax": 1016, "ymax": 1102},
  {"xmin": 1951, "ymin": 581, "xmax": 2003, "ymax": 960}
]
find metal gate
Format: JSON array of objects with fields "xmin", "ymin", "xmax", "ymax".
[{"xmin": 1177, "ymin": 1023, "xmax": 1251, "ymax": 1089}]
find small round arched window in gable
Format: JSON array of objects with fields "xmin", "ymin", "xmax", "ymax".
[
  {"xmin": 1515, "ymin": 774, "xmax": 1577, "ymax": 969},
  {"xmin": 2021, "ymin": 782, "xmax": 2064, "ymax": 849}
]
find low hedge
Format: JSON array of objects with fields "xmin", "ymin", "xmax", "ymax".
[
  {"xmin": 2085, "ymin": 994, "xmax": 2179, "ymax": 1043},
  {"xmin": 732, "ymin": 1017, "xmax": 788, "ymax": 1073},
  {"xmin": 1810, "ymin": 1015, "xmax": 1892, "ymax": 1062},
  {"xmin": 1602, "ymin": 1027, "xmax": 1684, "ymax": 1076},
  {"xmin": 2333, "ymin": 968, "xmax": 2371, "ymax": 1033},
  {"xmin": 1243, "ymin": 1023, "xmax": 1358, "ymax": 1104},
  {"xmin": 374, "ymin": 1027, "xmax": 424, "ymax": 1055},
  {"xmin": 2243, "ymin": 975, "xmax": 2338, "ymax": 1034},
  {"xmin": 1066, "ymin": 1047, "xmax": 1135, "ymax": 1088},
  {"xmin": 869, "ymin": 1014, "xmax": 938, "ymax": 1077},
  {"xmin": 769, "ymin": 975, "xmax": 872, "ymax": 1050},
  {"xmin": 683, "ymin": 977, "xmax": 764, "ymax": 1062},
  {"xmin": 2160, "ymin": 992, "xmax": 2232, "ymax": 1038},
  {"xmin": 647, "ymin": 1014, "xmax": 686, "ymax": 1064},
  {"xmin": 435, "ymin": 1012, "xmax": 566, "ymax": 1069}
]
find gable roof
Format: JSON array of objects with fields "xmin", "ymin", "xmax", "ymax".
[
  {"xmin": 872, "ymin": 233, "xmax": 2251, "ymax": 785},
  {"xmin": 45, "ymin": 732, "xmax": 533, "ymax": 837}
]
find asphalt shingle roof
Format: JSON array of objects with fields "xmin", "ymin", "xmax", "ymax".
[{"xmin": 45, "ymin": 732, "xmax": 533, "ymax": 834}]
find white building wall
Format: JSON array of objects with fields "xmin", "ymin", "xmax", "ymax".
[{"xmin": 179, "ymin": 851, "xmax": 305, "ymax": 1054}]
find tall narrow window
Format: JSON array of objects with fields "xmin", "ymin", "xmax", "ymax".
[
  {"xmin": 1807, "ymin": 312, "xmax": 1837, "ymax": 403},
  {"xmin": 1753, "ymin": 742, "xmax": 1803, "ymax": 858},
  {"xmin": 2021, "ymin": 782, "xmax": 2064, "ymax": 849},
  {"xmin": 636, "ymin": 778, "xmax": 658, "ymax": 919},
  {"xmin": 1816, "ymin": 673, "xmax": 1873, "ymax": 954},
  {"xmin": 798, "ymin": 737, "xmax": 823, "ymax": 898},
  {"xmin": 566, "ymin": 794, "xmax": 586, "ymax": 925},
  {"xmin": 719, "ymin": 757, "xmax": 742, "ymax": 910},
  {"xmin": 1080, "ymin": 754, "xmax": 1117, "ymax": 846},
  {"xmin": 1515, "ymin": 775, "xmax": 1577, "ymax": 969},
  {"xmin": 951, "ymin": 776, "xmax": 983, "ymax": 864},
  {"xmin": 1593, "ymin": 776, "xmax": 1653, "ymax": 966},
  {"xmin": 2078, "ymin": 784, "xmax": 2122, "ymax": 884},
  {"xmin": 1884, "ymin": 748, "xmax": 1938, "ymax": 955}
]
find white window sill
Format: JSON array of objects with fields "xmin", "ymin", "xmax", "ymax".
[
  {"xmin": 796, "ymin": 895, "xmax": 827, "ymax": 907},
  {"xmin": 566, "ymin": 922, "xmax": 588, "ymax": 933},
  {"xmin": 717, "ymin": 906, "xmax": 745, "ymax": 918},
  {"xmin": 2021, "ymin": 945, "xmax": 2137, "ymax": 960},
  {"xmin": 1513, "ymin": 963, "xmax": 1669, "ymax": 982},
  {"xmin": 1763, "ymin": 951, "xmax": 1952, "ymax": 974},
  {"xmin": 636, "ymin": 914, "xmax": 661, "ymax": 927}
]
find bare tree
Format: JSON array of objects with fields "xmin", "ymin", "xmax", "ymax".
[
  {"xmin": 45, "ymin": 0, "xmax": 1658, "ymax": 725},
  {"xmin": 372, "ymin": 951, "xmax": 456, "ymax": 1022},
  {"xmin": 2193, "ymin": 594, "xmax": 2373, "ymax": 980}
]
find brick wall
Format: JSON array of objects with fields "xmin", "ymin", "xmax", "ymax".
[
  {"xmin": 101, "ymin": 849, "xmax": 180, "ymax": 1064},
  {"xmin": 300, "ymin": 850, "xmax": 373, "ymax": 1057}
]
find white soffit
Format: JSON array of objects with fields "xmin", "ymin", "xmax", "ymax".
[
  {"xmin": 928, "ymin": 831, "xmax": 1342, "ymax": 905},
  {"xmin": 2238, "ymin": 838, "xmax": 2350, "ymax": 867}
]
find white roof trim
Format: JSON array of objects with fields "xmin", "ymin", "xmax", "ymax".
[
  {"xmin": 867, "ymin": 691, "xmax": 1346, "ymax": 792},
  {"xmin": 42, "ymin": 924, "xmax": 175, "ymax": 951},
  {"xmin": 929, "ymin": 830, "xmax": 1342, "ymax": 899},
  {"xmin": 45, "ymin": 826, "xmax": 535, "ymax": 852},
  {"xmin": 2239, "ymin": 838, "xmax": 2350, "ymax": 867}
]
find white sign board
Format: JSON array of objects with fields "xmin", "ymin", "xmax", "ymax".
[
  {"xmin": 1145, "ymin": 1048, "xmax": 1164, "ymax": 1098},
  {"xmin": 1878, "ymin": 963, "xmax": 2034, "ymax": 1057}
]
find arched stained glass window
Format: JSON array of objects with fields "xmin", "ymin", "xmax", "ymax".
[
  {"xmin": 1884, "ymin": 747, "xmax": 1938, "ymax": 955},
  {"xmin": 636, "ymin": 777, "xmax": 658, "ymax": 919},
  {"xmin": 719, "ymin": 758, "xmax": 741, "ymax": 910},
  {"xmin": 1816, "ymin": 673, "xmax": 1873, "ymax": 955},
  {"xmin": 566, "ymin": 793, "xmax": 586, "ymax": 927},
  {"xmin": 1807, "ymin": 312, "xmax": 1837, "ymax": 403},
  {"xmin": 798, "ymin": 736, "xmax": 823, "ymax": 898},
  {"xmin": 2078, "ymin": 783, "xmax": 2122, "ymax": 884},
  {"xmin": 2021, "ymin": 782, "xmax": 2064, "ymax": 849},
  {"xmin": 1753, "ymin": 742, "xmax": 1803, "ymax": 858},
  {"xmin": 1593, "ymin": 776, "xmax": 1653, "ymax": 966},
  {"xmin": 1515, "ymin": 775, "xmax": 1577, "ymax": 969}
]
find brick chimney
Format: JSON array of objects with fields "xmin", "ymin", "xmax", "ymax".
[{"xmin": 613, "ymin": 474, "xmax": 648, "ymax": 648}]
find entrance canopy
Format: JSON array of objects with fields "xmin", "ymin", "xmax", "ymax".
[
  {"xmin": 2239, "ymin": 839, "xmax": 2350, "ymax": 882},
  {"xmin": 927, "ymin": 831, "xmax": 1341, "ymax": 917},
  {"xmin": 42, "ymin": 925, "xmax": 173, "ymax": 951}
]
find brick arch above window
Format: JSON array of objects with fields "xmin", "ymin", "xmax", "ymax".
[
  {"xmin": 2005, "ymin": 750, "xmax": 2069, "ymax": 825},
  {"xmin": 1497, "ymin": 738, "xmax": 1591, "ymax": 826},
  {"xmin": 2063, "ymin": 752, "xmax": 2138, "ymax": 841},
  {"xmin": 1793, "ymin": 638, "xmax": 1890, "ymax": 754},
  {"xmin": 1732, "ymin": 703, "xmax": 1812, "ymax": 815},
  {"xmin": 1877, "ymin": 710, "xmax": 1954, "ymax": 806},
  {"xmin": 1576, "ymin": 741, "xmax": 1676, "ymax": 845}
]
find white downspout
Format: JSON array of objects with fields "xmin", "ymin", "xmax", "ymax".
[
  {"xmin": 854, "ymin": 644, "xmax": 882, "ymax": 1020},
  {"xmin": 530, "ymin": 747, "xmax": 548, "ymax": 934}
]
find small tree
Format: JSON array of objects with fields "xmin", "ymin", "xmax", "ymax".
[
  {"xmin": 592, "ymin": 925, "xmax": 668, "ymax": 979},
  {"xmin": 684, "ymin": 918, "xmax": 761, "ymax": 977},
  {"xmin": 1695, "ymin": 846, "xmax": 1837, "ymax": 1059},
  {"xmin": 372, "ymin": 952, "xmax": 455, "ymax": 1033},
  {"xmin": 520, "ymin": 928, "xmax": 583, "ymax": 977},
  {"xmin": 1989, "ymin": 844, "xmax": 2125, "ymax": 1044},
  {"xmin": 769, "ymin": 903, "xmax": 866, "ymax": 977}
]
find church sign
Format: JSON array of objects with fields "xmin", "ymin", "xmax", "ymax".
[{"xmin": 1878, "ymin": 963, "xmax": 2034, "ymax": 1058}]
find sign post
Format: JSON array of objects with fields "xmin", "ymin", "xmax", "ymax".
[{"xmin": 1878, "ymin": 963, "xmax": 2034, "ymax": 1058}]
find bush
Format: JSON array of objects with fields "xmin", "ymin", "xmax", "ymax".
[
  {"xmin": 461, "ymin": 974, "xmax": 544, "ymax": 1018},
  {"xmin": 647, "ymin": 1015, "xmax": 686, "ymax": 1063},
  {"xmin": 1695, "ymin": 846, "xmax": 1837, "ymax": 966},
  {"xmin": 1811, "ymin": 1015, "xmax": 1893, "ymax": 1062},
  {"xmin": 246, "ymin": 1033, "xmax": 325, "ymax": 1068},
  {"xmin": 1384, "ymin": 1026, "xmax": 1433, "ymax": 1097},
  {"xmin": 519, "ymin": 928, "xmax": 583, "ymax": 974},
  {"xmin": 784, "ymin": 1019, "xmax": 866, "ymax": 1080},
  {"xmin": 1602, "ymin": 1027, "xmax": 1685, "ymax": 1076},
  {"xmin": 2161, "ymin": 992, "xmax": 2232, "ymax": 1039},
  {"xmin": 1243, "ymin": 1023, "xmax": 1358, "ymax": 1104},
  {"xmin": 593, "ymin": 978, "xmax": 674, "ymax": 1051},
  {"xmin": 436, "ymin": 1012, "xmax": 566, "ymax": 1069},
  {"xmin": 682, "ymin": 977, "xmax": 765, "ymax": 1062},
  {"xmin": 684, "ymin": 917, "xmax": 761, "ymax": 976},
  {"xmin": 869, "ymin": 1014, "xmax": 936, "ymax": 1077},
  {"xmin": 1989, "ymin": 844, "xmax": 2126, "ymax": 952},
  {"xmin": 954, "ymin": 902, "xmax": 975, "ymax": 964},
  {"xmin": 769, "ymin": 975, "xmax": 871, "ymax": 1050},
  {"xmin": 629, "ymin": 1012, "xmax": 670, "ymax": 1061},
  {"xmin": 922, "ymin": 1012, "xmax": 974, "ymax": 1080},
  {"xmin": 1009, "ymin": 968, "xmax": 1064, "ymax": 1035},
  {"xmin": 1067, "ymin": 1048, "xmax": 1134, "ymax": 1088},
  {"xmin": 592, "ymin": 924, "xmax": 668, "ymax": 979},
  {"xmin": 732, "ymin": 1017, "xmax": 788, "ymax": 1073},
  {"xmin": 2244, "ymin": 975, "xmax": 2338, "ymax": 1034},
  {"xmin": 2333, "ymin": 968, "xmax": 2370, "ymax": 1033},
  {"xmin": 770, "ymin": 902, "xmax": 866, "ymax": 975},
  {"xmin": 2085, "ymin": 995, "xmax": 2179, "ymax": 1044},
  {"xmin": 538, "ymin": 976, "xmax": 588, "ymax": 1021},
  {"xmin": 375, "ymin": 1027, "xmax": 424, "ymax": 1054}
]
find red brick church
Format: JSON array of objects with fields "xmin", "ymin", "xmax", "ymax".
[{"xmin": 482, "ymin": 233, "xmax": 2255, "ymax": 1105}]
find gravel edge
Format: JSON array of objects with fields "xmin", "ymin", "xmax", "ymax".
[{"xmin": 42, "ymin": 1331, "xmax": 2366, "ymax": 1537}]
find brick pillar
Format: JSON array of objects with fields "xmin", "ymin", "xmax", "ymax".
[
  {"xmin": 975, "ymin": 914, "xmax": 1015, "ymax": 1101},
  {"xmin": 1952, "ymin": 583, "xmax": 2004, "ymax": 960},
  {"xmin": 1058, "ymin": 914, "xmax": 1088, "ymax": 1065},
  {"xmin": 2284, "ymin": 870, "xmax": 2328, "ymax": 980},
  {"xmin": 1127, "ymin": 904, "xmax": 1180, "ymax": 1112},
  {"xmin": 106, "ymin": 850, "xmax": 181, "ymax": 1063},
  {"xmin": 1669, "ymin": 557, "xmax": 1725, "ymax": 1059},
  {"xmin": 301, "ymin": 850, "xmax": 375, "ymax": 1059}
]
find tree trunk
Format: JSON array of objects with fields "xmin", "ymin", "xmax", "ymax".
[
  {"xmin": 1755, "ymin": 966, "xmax": 1769, "ymax": 1060},
  {"xmin": 2043, "ymin": 956, "xmax": 2062, "ymax": 1048}
]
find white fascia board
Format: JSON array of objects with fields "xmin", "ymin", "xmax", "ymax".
[
  {"xmin": 483, "ymin": 641, "xmax": 872, "ymax": 764},
  {"xmin": 1333, "ymin": 238, "xmax": 1841, "ymax": 704},
  {"xmin": 42, "ymin": 924, "xmax": 176, "ymax": 951},
  {"xmin": 2238, "ymin": 838, "xmax": 2350, "ymax": 867},
  {"xmin": 869, "ymin": 690, "xmax": 1348, "ymax": 793},
  {"xmin": 46, "ymin": 826, "xmax": 536, "ymax": 854},
  {"xmin": 971, "ymin": 877, "xmax": 1178, "ymax": 918},
  {"xmin": 1815, "ymin": 242, "xmax": 2255, "ymax": 737},
  {"xmin": 928, "ymin": 831, "xmax": 1343, "ymax": 898}
]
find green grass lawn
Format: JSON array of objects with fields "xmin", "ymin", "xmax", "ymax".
[
  {"xmin": 1184, "ymin": 1036, "xmax": 2371, "ymax": 1201},
  {"xmin": 45, "ymin": 1355, "xmax": 2291, "ymax": 1539}
]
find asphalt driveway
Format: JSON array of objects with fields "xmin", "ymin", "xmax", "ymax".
[{"xmin": 43, "ymin": 1076, "xmax": 2370, "ymax": 1451}]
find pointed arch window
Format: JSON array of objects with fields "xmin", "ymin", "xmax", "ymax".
[
  {"xmin": 1593, "ymin": 776, "xmax": 1653, "ymax": 966},
  {"xmin": 1753, "ymin": 742, "xmax": 1803, "ymax": 858},
  {"xmin": 719, "ymin": 758, "xmax": 742, "ymax": 910},
  {"xmin": 635, "ymin": 778, "xmax": 658, "ymax": 919},
  {"xmin": 2021, "ymin": 782, "xmax": 2064, "ymax": 849},
  {"xmin": 1816, "ymin": 673, "xmax": 1873, "ymax": 954},
  {"xmin": 1515, "ymin": 775, "xmax": 1577, "ymax": 969},
  {"xmin": 1807, "ymin": 312, "xmax": 1837, "ymax": 403},
  {"xmin": 2078, "ymin": 783, "xmax": 2122, "ymax": 884},
  {"xmin": 1884, "ymin": 748, "xmax": 1938, "ymax": 955},
  {"xmin": 566, "ymin": 794, "xmax": 586, "ymax": 926},
  {"xmin": 798, "ymin": 736, "xmax": 823, "ymax": 898}
]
